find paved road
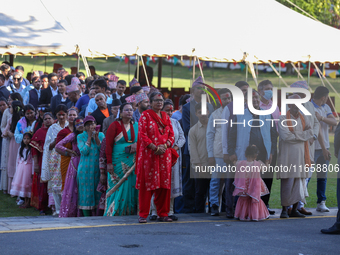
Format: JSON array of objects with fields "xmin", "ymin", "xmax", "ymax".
[{"xmin": 0, "ymin": 209, "xmax": 339, "ymax": 255}]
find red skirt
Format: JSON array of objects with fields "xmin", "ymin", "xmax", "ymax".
[{"xmin": 30, "ymin": 173, "xmax": 48, "ymax": 211}]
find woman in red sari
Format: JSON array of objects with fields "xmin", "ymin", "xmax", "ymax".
[
  {"xmin": 136, "ymin": 92, "xmax": 178, "ymax": 223},
  {"xmin": 30, "ymin": 113, "xmax": 54, "ymax": 215}
]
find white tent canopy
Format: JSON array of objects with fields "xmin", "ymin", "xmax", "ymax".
[
  {"xmin": 2, "ymin": 0, "xmax": 340, "ymax": 63},
  {"xmin": 0, "ymin": 0, "xmax": 76, "ymax": 56}
]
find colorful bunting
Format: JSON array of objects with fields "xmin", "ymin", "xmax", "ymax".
[
  {"xmin": 180, "ymin": 60, "xmax": 186, "ymax": 67},
  {"xmin": 239, "ymin": 63, "xmax": 245, "ymax": 71},
  {"xmin": 146, "ymin": 57, "xmax": 150, "ymax": 65},
  {"xmin": 280, "ymin": 62, "xmax": 285, "ymax": 68},
  {"xmin": 301, "ymin": 63, "xmax": 307, "ymax": 69},
  {"xmin": 329, "ymin": 71, "xmax": 337, "ymax": 79},
  {"xmin": 152, "ymin": 57, "xmax": 155, "ymax": 63},
  {"xmin": 309, "ymin": 67, "xmax": 315, "ymax": 76},
  {"xmin": 124, "ymin": 56, "xmax": 129, "ymax": 64},
  {"xmin": 233, "ymin": 62, "xmax": 237, "ymax": 67},
  {"xmin": 173, "ymin": 57, "xmax": 178, "ymax": 65}
]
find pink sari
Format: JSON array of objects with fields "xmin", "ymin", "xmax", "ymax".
[{"xmin": 233, "ymin": 160, "xmax": 269, "ymax": 221}]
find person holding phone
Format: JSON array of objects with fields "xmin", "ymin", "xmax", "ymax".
[
  {"xmin": 77, "ymin": 115, "xmax": 104, "ymax": 217},
  {"xmin": 105, "ymin": 103, "xmax": 138, "ymax": 216}
]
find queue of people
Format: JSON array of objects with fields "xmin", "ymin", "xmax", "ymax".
[{"xmin": 0, "ymin": 62, "xmax": 339, "ymax": 233}]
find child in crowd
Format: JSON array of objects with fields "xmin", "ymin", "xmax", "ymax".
[
  {"xmin": 233, "ymin": 145, "xmax": 270, "ymax": 221},
  {"xmin": 10, "ymin": 132, "xmax": 33, "ymax": 208}
]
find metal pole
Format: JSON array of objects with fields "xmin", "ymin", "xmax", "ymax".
[
  {"xmin": 245, "ymin": 62, "xmax": 248, "ymax": 82},
  {"xmin": 44, "ymin": 56, "xmax": 47, "ymax": 73}
]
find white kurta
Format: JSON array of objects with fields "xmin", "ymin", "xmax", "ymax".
[
  {"xmin": 170, "ymin": 118, "xmax": 185, "ymax": 198},
  {"xmin": 277, "ymin": 114, "xmax": 313, "ymax": 206}
]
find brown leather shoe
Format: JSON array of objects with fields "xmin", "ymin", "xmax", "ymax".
[{"xmin": 298, "ymin": 207, "xmax": 312, "ymax": 215}]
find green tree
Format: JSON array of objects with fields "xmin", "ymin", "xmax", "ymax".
[{"xmin": 276, "ymin": 0, "xmax": 340, "ymax": 28}]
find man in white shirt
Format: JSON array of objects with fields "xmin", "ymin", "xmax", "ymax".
[{"xmin": 312, "ymin": 86, "xmax": 337, "ymax": 212}]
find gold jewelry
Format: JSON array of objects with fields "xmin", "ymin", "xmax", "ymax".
[
  {"xmin": 164, "ymin": 143, "xmax": 167, "ymax": 149},
  {"xmin": 155, "ymin": 147, "xmax": 160, "ymax": 153}
]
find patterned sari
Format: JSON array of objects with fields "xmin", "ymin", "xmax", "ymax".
[{"xmin": 104, "ymin": 121, "xmax": 138, "ymax": 216}]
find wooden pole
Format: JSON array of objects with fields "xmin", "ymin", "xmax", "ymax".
[
  {"xmin": 140, "ymin": 56, "xmax": 150, "ymax": 87},
  {"xmin": 245, "ymin": 62, "xmax": 248, "ymax": 82},
  {"xmin": 171, "ymin": 58, "xmax": 173, "ymax": 88},
  {"xmin": 307, "ymin": 61, "xmax": 311, "ymax": 87},
  {"xmin": 212, "ymin": 62, "xmax": 214, "ymax": 86},
  {"xmin": 197, "ymin": 58, "xmax": 205, "ymax": 82},
  {"xmin": 312, "ymin": 62, "xmax": 339, "ymax": 119},
  {"xmin": 136, "ymin": 55, "xmax": 139, "ymax": 81},
  {"xmin": 128, "ymin": 57, "xmax": 130, "ymax": 82},
  {"xmin": 193, "ymin": 56, "xmax": 196, "ymax": 82},
  {"xmin": 157, "ymin": 57, "xmax": 162, "ymax": 89},
  {"xmin": 279, "ymin": 62, "xmax": 281, "ymax": 88},
  {"xmin": 77, "ymin": 54, "xmax": 80, "ymax": 73},
  {"xmin": 267, "ymin": 62, "xmax": 289, "ymax": 87}
]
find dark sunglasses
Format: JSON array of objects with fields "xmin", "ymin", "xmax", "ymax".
[{"xmin": 13, "ymin": 77, "xmax": 21, "ymax": 81}]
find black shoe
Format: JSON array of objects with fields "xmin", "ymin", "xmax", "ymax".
[
  {"xmin": 226, "ymin": 208, "xmax": 234, "ymax": 219},
  {"xmin": 321, "ymin": 224, "xmax": 340, "ymax": 234},
  {"xmin": 211, "ymin": 204, "xmax": 219, "ymax": 216},
  {"xmin": 267, "ymin": 207, "xmax": 275, "ymax": 215},
  {"xmin": 149, "ymin": 215, "xmax": 157, "ymax": 221},
  {"xmin": 168, "ymin": 215, "xmax": 178, "ymax": 221}
]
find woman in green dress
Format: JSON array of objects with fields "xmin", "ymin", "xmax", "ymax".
[
  {"xmin": 77, "ymin": 115, "xmax": 105, "ymax": 216},
  {"xmin": 104, "ymin": 103, "xmax": 138, "ymax": 216}
]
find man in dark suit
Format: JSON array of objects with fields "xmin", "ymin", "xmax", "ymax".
[
  {"xmin": 50, "ymin": 79, "xmax": 70, "ymax": 116},
  {"xmin": 91, "ymin": 93, "xmax": 112, "ymax": 132},
  {"xmin": 181, "ymin": 76, "xmax": 214, "ymax": 213},
  {"xmin": 39, "ymin": 73, "xmax": 59, "ymax": 105}
]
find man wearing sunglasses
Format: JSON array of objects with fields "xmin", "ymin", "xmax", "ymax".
[{"xmin": 7, "ymin": 71, "xmax": 28, "ymax": 98}]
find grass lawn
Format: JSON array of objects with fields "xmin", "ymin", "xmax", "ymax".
[{"xmin": 0, "ymin": 56, "xmax": 339, "ymax": 217}]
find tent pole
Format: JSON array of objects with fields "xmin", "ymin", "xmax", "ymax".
[
  {"xmin": 77, "ymin": 54, "xmax": 80, "ymax": 73},
  {"xmin": 197, "ymin": 58, "xmax": 205, "ymax": 82},
  {"xmin": 268, "ymin": 62, "xmax": 289, "ymax": 87},
  {"xmin": 140, "ymin": 56, "xmax": 150, "ymax": 87},
  {"xmin": 171, "ymin": 58, "xmax": 173, "ymax": 88},
  {"xmin": 193, "ymin": 56, "xmax": 196, "ymax": 83},
  {"xmin": 312, "ymin": 62, "xmax": 339, "ymax": 119},
  {"xmin": 297, "ymin": 62, "xmax": 300, "ymax": 78},
  {"xmin": 212, "ymin": 62, "xmax": 214, "ymax": 86},
  {"xmin": 136, "ymin": 55, "xmax": 139, "ymax": 81},
  {"xmin": 128, "ymin": 57, "xmax": 130, "ymax": 82},
  {"xmin": 307, "ymin": 61, "xmax": 311, "ymax": 87},
  {"xmin": 247, "ymin": 62, "xmax": 258, "ymax": 86},
  {"xmin": 157, "ymin": 57, "xmax": 162, "ymax": 89},
  {"xmin": 279, "ymin": 62, "xmax": 281, "ymax": 88},
  {"xmin": 44, "ymin": 56, "xmax": 47, "ymax": 73},
  {"xmin": 245, "ymin": 62, "xmax": 248, "ymax": 82},
  {"xmin": 291, "ymin": 63, "xmax": 313, "ymax": 93}
]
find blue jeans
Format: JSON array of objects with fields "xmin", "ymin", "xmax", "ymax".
[
  {"xmin": 209, "ymin": 158, "xmax": 225, "ymax": 207},
  {"xmin": 314, "ymin": 149, "xmax": 329, "ymax": 203}
]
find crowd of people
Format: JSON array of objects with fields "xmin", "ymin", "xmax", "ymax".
[{"xmin": 0, "ymin": 61, "xmax": 339, "ymax": 232}]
